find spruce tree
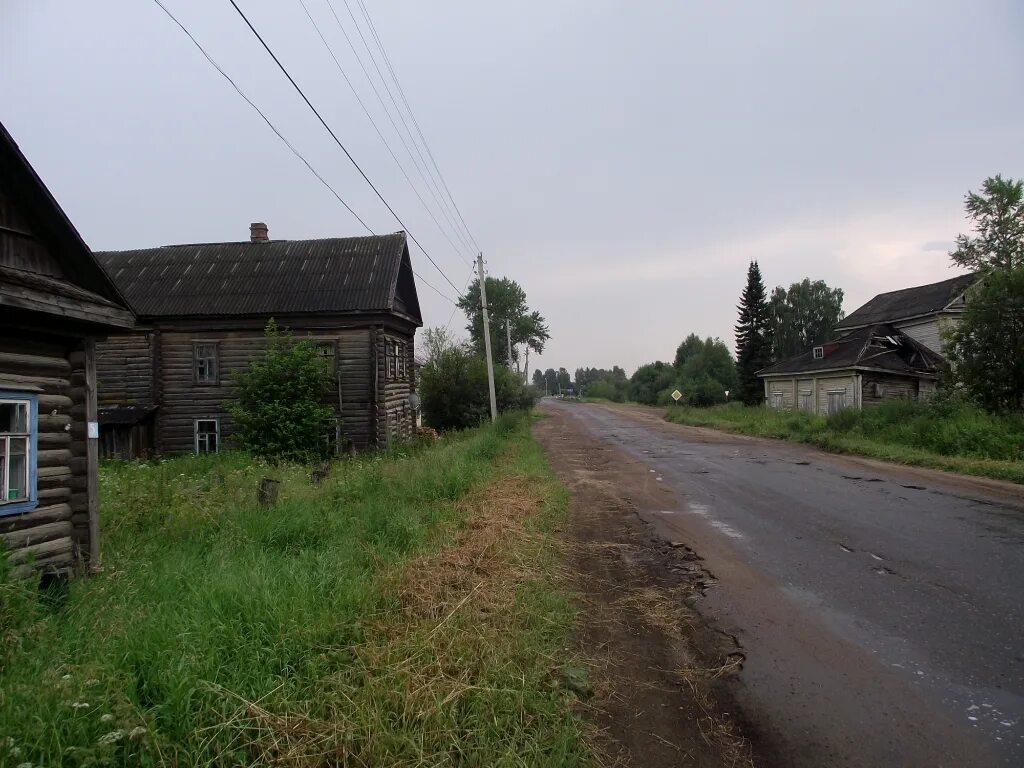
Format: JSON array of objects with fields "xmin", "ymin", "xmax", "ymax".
[{"xmin": 734, "ymin": 260, "xmax": 772, "ymax": 405}]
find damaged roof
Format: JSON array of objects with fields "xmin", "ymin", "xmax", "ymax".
[
  {"xmin": 758, "ymin": 324, "xmax": 943, "ymax": 377},
  {"xmin": 837, "ymin": 272, "xmax": 979, "ymax": 330},
  {"xmin": 95, "ymin": 232, "xmax": 421, "ymax": 324}
]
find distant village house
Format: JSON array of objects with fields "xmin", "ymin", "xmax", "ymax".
[
  {"xmin": 0, "ymin": 123, "xmax": 134, "ymax": 577},
  {"xmin": 758, "ymin": 273, "xmax": 979, "ymax": 414},
  {"xmin": 94, "ymin": 226, "xmax": 421, "ymax": 458}
]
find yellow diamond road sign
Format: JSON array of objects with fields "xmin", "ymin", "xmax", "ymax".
[{"xmin": 671, "ymin": 389, "xmax": 683, "ymax": 402}]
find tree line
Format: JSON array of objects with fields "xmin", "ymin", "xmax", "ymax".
[{"xmin": 549, "ymin": 272, "xmax": 845, "ymax": 407}]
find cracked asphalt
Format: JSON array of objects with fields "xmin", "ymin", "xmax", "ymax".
[{"xmin": 544, "ymin": 399, "xmax": 1024, "ymax": 768}]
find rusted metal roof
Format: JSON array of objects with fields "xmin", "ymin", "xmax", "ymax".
[
  {"xmin": 837, "ymin": 272, "xmax": 979, "ymax": 330},
  {"xmin": 95, "ymin": 232, "xmax": 419, "ymax": 321},
  {"xmin": 758, "ymin": 323, "xmax": 942, "ymax": 377}
]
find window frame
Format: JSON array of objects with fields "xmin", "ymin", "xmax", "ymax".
[
  {"xmin": 194, "ymin": 417, "xmax": 221, "ymax": 455},
  {"xmin": 193, "ymin": 341, "xmax": 220, "ymax": 385},
  {"xmin": 0, "ymin": 392, "xmax": 39, "ymax": 516},
  {"xmin": 770, "ymin": 392, "xmax": 785, "ymax": 410},
  {"xmin": 314, "ymin": 340, "xmax": 338, "ymax": 375}
]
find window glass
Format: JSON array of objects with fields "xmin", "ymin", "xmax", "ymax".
[
  {"xmin": 0, "ymin": 402, "xmax": 28, "ymax": 433},
  {"xmin": 195, "ymin": 343, "xmax": 218, "ymax": 384},
  {"xmin": 1, "ymin": 398, "xmax": 33, "ymax": 505},
  {"xmin": 196, "ymin": 419, "xmax": 219, "ymax": 454}
]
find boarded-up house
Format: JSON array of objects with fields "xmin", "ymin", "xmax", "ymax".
[
  {"xmin": 0, "ymin": 123, "xmax": 134, "ymax": 577},
  {"xmin": 757, "ymin": 273, "xmax": 978, "ymax": 413},
  {"xmin": 94, "ymin": 225, "xmax": 421, "ymax": 457},
  {"xmin": 758, "ymin": 324, "xmax": 943, "ymax": 415},
  {"xmin": 834, "ymin": 272, "xmax": 979, "ymax": 354}
]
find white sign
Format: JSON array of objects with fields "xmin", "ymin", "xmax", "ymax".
[
  {"xmin": 671, "ymin": 389, "xmax": 683, "ymax": 402},
  {"xmin": 87, "ymin": 421, "xmax": 99, "ymax": 439}
]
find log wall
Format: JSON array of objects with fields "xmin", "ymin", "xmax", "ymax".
[
  {"xmin": 156, "ymin": 327, "xmax": 379, "ymax": 454},
  {"xmin": 376, "ymin": 328, "xmax": 417, "ymax": 448},
  {"xmin": 95, "ymin": 332, "xmax": 155, "ymax": 406},
  {"xmin": 0, "ymin": 334, "xmax": 89, "ymax": 577}
]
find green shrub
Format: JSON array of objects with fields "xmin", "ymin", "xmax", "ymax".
[
  {"xmin": 420, "ymin": 344, "xmax": 536, "ymax": 431},
  {"xmin": 227, "ymin": 321, "xmax": 335, "ymax": 462}
]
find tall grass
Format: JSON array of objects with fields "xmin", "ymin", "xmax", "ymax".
[
  {"xmin": 0, "ymin": 413, "xmax": 591, "ymax": 766},
  {"xmin": 665, "ymin": 400, "xmax": 1024, "ymax": 483}
]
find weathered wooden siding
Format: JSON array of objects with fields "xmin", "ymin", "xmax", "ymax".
[
  {"xmin": 155, "ymin": 328, "xmax": 378, "ymax": 454},
  {"xmin": 764, "ymin": 378, "xmax": 796, "ymax": 411},
  {"xmin": 0, "ymin": 184, "xmax": 65, "ymax": 278},
  {"xmin": 861, "ymin": 374, "xmax": 922, "ymax": 405},
  {"xmin": 815, "ymin": 375, "xmax": 857, "ymax": 415},
  {"xmin": 0, "ymin": 336, "xmax": 84, "ymax": 577},
  {"xmin": 375, "ymin": 329, "xmax": 416, "ymax": 448},
  {"xmin": 763, "ymin": 373, "xmax": 858, "ymax": 415},
  {"xmin": 96, "ymin": 332, "xmax": 155, "ymax": 406},
  {"xmin": 894, "ymin": 318, "xmax": 941, "ymax": 355}
]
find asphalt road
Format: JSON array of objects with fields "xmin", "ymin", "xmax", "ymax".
[{"xmin": 544, "ymin": 400, "xmax": 1024, "ymax": 768}]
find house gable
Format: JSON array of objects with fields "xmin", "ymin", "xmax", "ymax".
[{"xmin": 0, "ymin": 122, "xmax": 128, "ymax": 312}]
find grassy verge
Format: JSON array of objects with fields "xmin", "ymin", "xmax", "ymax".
[
  {"xmin": 665, "ymin": 400, "xmax": 1024, "ymax": 484},
  {"xmin": 0, "ymin": 414, "xmax": 593, "ymax": 766}
]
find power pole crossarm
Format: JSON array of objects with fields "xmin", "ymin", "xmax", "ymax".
[{"xmin": 477, "ymin": 253, "xmax": 498, "ymax": 423}]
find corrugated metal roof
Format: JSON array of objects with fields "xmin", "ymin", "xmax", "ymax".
[
  {"xmin": 95, "ymin": 232, "xmax": 413, "ymax": 319},
  {"xmin": 758, "ymin": 323, "xmax": 942, "ymax": 376},
  {"xmin": 837, "ymin": 272, "xmax": 979, "ymax": 330}
]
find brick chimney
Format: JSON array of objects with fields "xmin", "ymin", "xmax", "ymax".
[{"xmin": 250, "ymin": 222, "xmax": 269, "ymax": 242}]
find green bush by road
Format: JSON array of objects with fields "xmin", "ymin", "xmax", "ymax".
[{"xmin": 664, "ymin": 399, "xmax": 1024, "ymax": 483}]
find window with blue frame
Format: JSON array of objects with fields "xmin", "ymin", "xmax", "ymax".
[{"xmin": 0, "ymin": 392, "xmax": 38, "ymax": 516}]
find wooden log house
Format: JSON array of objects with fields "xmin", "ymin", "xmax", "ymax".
[
  {"xmin": 0, "ymin": 123, "xmax": 134, "ymax": 577},
  {"xmin": 94, "ymin": 225, "xmax": 422, "ymax": 457}
]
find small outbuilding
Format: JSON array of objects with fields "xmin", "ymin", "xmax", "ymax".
[
  {"xmin": 758, "ymin": 324, "xmax": 942, "ymax": 415},
  {"xmin": 0, "ymin": 122, "xmax": 134, "ymax": 577}
]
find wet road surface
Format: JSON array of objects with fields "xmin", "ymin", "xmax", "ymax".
[{"xmin": 544, "ymin": 400, "xmax": 1024, "ymax": 768}]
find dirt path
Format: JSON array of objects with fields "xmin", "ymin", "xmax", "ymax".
[{"xmin": 533, "ymin": 408, "xmax": 754, "ymax": 767}]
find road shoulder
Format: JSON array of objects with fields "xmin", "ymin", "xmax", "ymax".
[{"xmin": 532, "ymin": 408, "xmax": 755, "ymax": 767}]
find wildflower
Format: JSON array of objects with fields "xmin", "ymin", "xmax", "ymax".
[
  {"xmin": 98, "ymin": 730, "xmax": 125, "ymax": 745},
  {"xmin": 70, "ymin": 702, "xmax": 90, "ymax": 709},
  {"xmin": 85, "ymin": 679, "xmax": 100, "ymax": 686},
  {"xmin": 16, "ymin": 762, "xmax": 32, "ymax": 768},
  {"xmin": 61, "ymin": 674, "xmax": 72, "ymax": 681},
  {"xmin": 100, "ymin": 714, "xmax": 115, "ymax": 723},
  {"xmin": 129, "ymin": 726, "xmax": 148, "ymax": 739},
  {"xmin": 8, "ymin": 746, "xmax": 21, "ymax": 757}
]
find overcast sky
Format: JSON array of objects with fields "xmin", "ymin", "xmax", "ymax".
[{"xmin": 3, "ymin": 1, "xmax": 1023, "ymax": 374}]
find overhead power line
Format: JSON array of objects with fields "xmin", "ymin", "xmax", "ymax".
[
  {"xmin": 295, "ymin": 0, "xmax": 473, "ymax": 266},
  {"xmin": 322, "ymin": 0, "xmax": 473, "ymax": 257},
  {"xmin": 338, "ymin": 0, "xmax": 472, "ymax": 254},
  {"xmin": 352, "ymin": 0, "xmax": 482, "ymax": 253},
  {"xmin": 226, "ymin": 0, "xmax": 463, "ymax": 296},
  {"xmin": 149, "ymin": 0, "xmax": 457, "ymax": 306}
]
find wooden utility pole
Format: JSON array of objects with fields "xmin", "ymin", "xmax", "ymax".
[
  {"xmin": 477, "ymin": 253, "xmax": 498, "ymax": 423},
  {"xmin": 505, "ymin": 319, "xmax": 513, "ymax": 370}
]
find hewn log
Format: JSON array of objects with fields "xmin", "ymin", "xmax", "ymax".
[
  {"xmin": 1, "ymin": 519, "xmax": 73, "ymax": 549},
  {"xmin": 0, "ymin": 503, "xmax": 72, "ymax": 533}
]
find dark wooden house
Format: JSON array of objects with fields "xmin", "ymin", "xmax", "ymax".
[
  {"xmin": 94, "ymin": 224, "xmax": 421, "ymax": 457},
  {"xmin": 0, "ymin": 123, "xmax": 134, "ymax": 577}
]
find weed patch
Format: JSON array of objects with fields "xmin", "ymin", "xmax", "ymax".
[
  {"xmin": 665, "ymin": 400, "xmax": 1024, "ymax": 483},
  {"xmin": 0, "ymin": 414, "xmax": 592, "ymax": 766}
]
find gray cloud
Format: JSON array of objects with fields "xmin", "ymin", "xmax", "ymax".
[{"xmin": 2, "ymin": 0, "xmax": 1021, "ymax": 375}]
